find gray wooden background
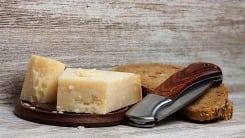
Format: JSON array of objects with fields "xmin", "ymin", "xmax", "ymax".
[
  {"xmin": 0, "ymin": 0, "xmax": 245, "ymax": 103},
  {"xmin": 0, "ymin": 0, "xmax": 245, "ymax": 137}
]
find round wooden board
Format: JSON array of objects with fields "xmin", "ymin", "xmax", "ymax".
[{"xmin": 14, "ymin": 100, "xmax": 128, "ymax": 127}]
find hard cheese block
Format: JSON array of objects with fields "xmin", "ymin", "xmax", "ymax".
[
  {"xmin": 20, "ymin": 55, "xmax": 65, "ymax": 103},
  {"xmin": 57, "ymin": 68, "xmax": 142, "ymax": 114}
]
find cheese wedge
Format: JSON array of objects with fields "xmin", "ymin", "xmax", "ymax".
[
  {"xmin": 57, "ymin": 68, "xmax": 142, "ymax": 114},
  {"xmin": 20, "ymin": 55, "xmax": 65, "ymax": 103}
]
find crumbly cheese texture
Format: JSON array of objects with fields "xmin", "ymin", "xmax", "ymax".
[
  {"xmin": 57, "ymin": 68, "xmax": 142, "ymax": 114},
  {"xmin": 20, "ymin": 55, "xmax": 65, "ymax": 103}
]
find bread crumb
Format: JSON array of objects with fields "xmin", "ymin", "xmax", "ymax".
[
  {"xmin": 77, "ymin": 126, "xmax": 85, "ymax": 129},
  {"xmin": 23, "ymin": 102, "xmax": 31, "ymax": 107},
  {"xmin": 30, "ymin": 106, "xmax": 36, "ymax": 110},
  {"xmin": 51, "ymin": 111, "xmax": 57, "ymax": 113},
  {"xmin": 58, "ymin": 111, "xmax": 64, "ymax": 114}
]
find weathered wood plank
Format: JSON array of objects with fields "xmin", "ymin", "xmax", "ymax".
[
  {"xmin": 0, "ymin": 0, "xmax": 245, "ymax": 137},
  {"xmin": 1, "ymin": 0, "xmax": 244, "ymax": 104}
]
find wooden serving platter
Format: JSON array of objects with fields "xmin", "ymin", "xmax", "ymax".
[{"xmin": 14, "ymin": 100, "xmax": 128, "ymax": 127}]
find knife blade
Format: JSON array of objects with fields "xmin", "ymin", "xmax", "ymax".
[{"xmin": 125, "ymin": 63, "xmax": 222, "ymax": 127}]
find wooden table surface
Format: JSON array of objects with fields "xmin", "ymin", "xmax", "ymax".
[{"xmin": 0, "ymin": 0, "xmax": 245, "ymax": 137}]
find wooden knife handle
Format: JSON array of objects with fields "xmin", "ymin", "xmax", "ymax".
[{"xmin": 152, "ymin": 63, "xmax": 222, "ymax": 100}]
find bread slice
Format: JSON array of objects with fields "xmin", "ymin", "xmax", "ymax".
[
  {"xmin": 113, "ymin": 64, "xmax": 183, "ymax": 96},
  {"xmin": 178, "ymin": 84, "xmax": 233, "ymax": 121},
  {"xmin": 113, "ymin": 63, "xmax": 233, "ymax": 121}
]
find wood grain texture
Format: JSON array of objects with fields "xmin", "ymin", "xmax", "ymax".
[
  {"xmin": 153, "ymin": 63, "xmax": 222, "ymax": 99},
  {"xmin": 0, "ymin": 0, "xmax": 245, "ymax": 137}
]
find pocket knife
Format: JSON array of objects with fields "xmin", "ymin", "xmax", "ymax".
[{"xmin": 126, "ymin": 63, "xmax": 222, "ymax": 127}]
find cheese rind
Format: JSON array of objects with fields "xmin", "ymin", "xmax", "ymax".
[
  {"xmin": 20, "ymin": 55, "xmax": 65, "ymax": 103},
  {"xmin": 57, "ymin": 68, "xmax": 142, "ymax": 114}
]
